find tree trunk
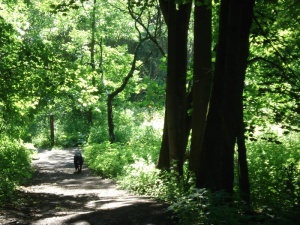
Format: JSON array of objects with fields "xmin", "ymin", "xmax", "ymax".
[
  {"xmin": 107, "ymin": 94, "xmax": 115, "ymax": 143},
  {"xmin": 106, "ymin": 38, "xmax": 148, "ymax": 143},
  {"xmin": 200, "ymin": 0, "xmax": 255, "ymax": 195},
  {"xmin": 235, "ymin": 0, "xmax": 254, "ymax": 204},
  {"xmin": 189, "ymin": 0, "xmax": 213, "ymax": 183},
  {"xmin": 50, "ymin": 113, "xmax": 54, "ymax": 147},
  {"xmin": 87, "ymin": 0, "xmax": 97, "ymax": 126},
  {"xmin": 222, "ymin": 0, "xmax": 254, "ymax": 197},
  {"xmin": 237, "ymin": 119, "xmax": 250, "ymax": 204},
  {"xmin": 158, "ymin": 0, "xmax": 192, "ymax": 175},
  {"xmin": 157, "ymin": 109, "xmax": 170, "ymax": 170},
  {"xmin": 198, "ymin": 0, "xmax": 229, "ymax": 190}
]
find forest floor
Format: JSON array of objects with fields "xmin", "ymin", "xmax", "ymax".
[{"xmin": 0, "ymin": 148, "xmax": 175, "ymax": 225}]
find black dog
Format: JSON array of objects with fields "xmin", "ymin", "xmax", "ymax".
[{"xmin": 74, "ymin": 152, "xmax": 84, "ymax": 173}]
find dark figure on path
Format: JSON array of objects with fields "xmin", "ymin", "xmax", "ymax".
[{"xmin": 74, "ymin": 151, "xmax": 84, "ymax": 173}]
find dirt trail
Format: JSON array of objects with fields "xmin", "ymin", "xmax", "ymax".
[{"xmin": 0, "ymin": 148, "xmax": 175, "ymax": 225}]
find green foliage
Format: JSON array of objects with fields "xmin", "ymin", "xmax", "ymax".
[
  {"xmin": 156, "ymin": 163, "xmax": 195, "ymax": 201},
  {"xmin": 168, "ymin": 188, "xmax": 209, "ymax": 225},
  {"xmin": 0, "ymin": 15, "xmax": 29, "ymax": 137},
  {"xmin": 0, "ymin": 0, "xmax": 299, "ymax": 223},
  {"xmin": 248, "ymin": 131, "xmax": 300, "ymax": 215},
  {"xmin": 53, "ymin": 111, "xmax": 89, "ymax": 147},
  {"xmin": 88, "ymin": 125, "xmax": 109, "ymax": 144},
  {"xmin": 0, "ymin": 137, "xmax": 33, "ymax": 204},
  {"xmin": 32, "ymin": 133, "xmax": 52, "ymax": 148},
  {"xmin": 84, "ymin": 116, "xmax": 162, "ymax": 178},
  {"xmin": 245, "ymin": 0, "xmax": 300, "ymax": 131},
  {"xmin": 118, "ymin": 159, "xmax": 196, "ymax": 201},
  {"xmin": 116, "ymin": 128, "xmax": 300, "ymax": 224},
  {"xmin": 83, "ymin": 142, "xmax": 133, "ymax": 178},
  {"xmin": 118, "ymin": 156, "xmax": 160, "ymax": 196}
]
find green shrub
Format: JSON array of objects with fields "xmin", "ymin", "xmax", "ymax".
[
  {"xmin": 168, "ymin": 188, "xmax": 209, "ymax": 225},
  {"xmin": 118, "ymin": 156, "xmax": 161, "ymax": 196},
  {"xmin": 0, "ymin": 137, "xmax": 33, "ymax": 203},
  {"xmin": 83, "ymin": 142, "xmax": 134, "ymax": 178},
  {"xmin": 88, "ymin": 126, "xmax": 108, "ymax": 144},
  {"xmin": 84, "ymin": 124, "xmax": 161, "ymax": 178},
  {"xmin": 155, "ymin": 162, "xmax": 196, "ymax": 202},
  {"xmin": 247, "ymin": 132, "xmax": 300, "ymax": 214},
  {"xmin": 117, "ymin": 130, "xmax": 300, "ymax": 224},
  {"xmin": 32, "ymin": 133, "xmax": 51, "ymax": 148},
  {"xmin": 118, "ymin": 158, "xmax": 212, "ymax": 224}
]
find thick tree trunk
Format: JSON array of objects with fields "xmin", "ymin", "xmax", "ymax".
[
  {"xmin": 157, "ymin": 110, "xmax": 170, "ymax": 170},
  {"xmin": 220, "ymin": 0, "xmax": 241, "ymax": 195},
  {"xmin": 198, "ymin": 0, "xmax": 229, "ymax": 190},
  {"xmin": 157, "ymin": 0, "xmax": 191, "ymax": 174},
  {"xmin": 235, "ymin": 0, "xmax": 254, "ymax": 204},
  {"xmin": 189, "ymin": 0, "xmax": 213, "ymax": 183},
  {"xmin": 223, "ymin": 0, "xmax": 254, "ymax": 198},
  {"xmin": 200, "ymin": 0, "xmax": 255, "ymax": 195}
]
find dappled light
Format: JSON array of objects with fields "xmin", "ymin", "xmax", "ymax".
[
  {"xmin": 1, "ymin": 148, "xmax": 173, "ymax": 225},
  {"xmin": 1, "ymin": 0, "xmax": 300, "ymax": 224}
]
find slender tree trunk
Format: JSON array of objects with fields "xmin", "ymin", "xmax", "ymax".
[
  {"xmin": 220, "ymin": 0, "xmax": 241, "ymax": 195},
  {"xmin": 87, "ymin": 0, "xmax": 97, "ymax": 126},
  {"xmin": 106, "ymin": 38, "xmax": 148, "ymax": 143},
  {"xmin": 189, "ymin": 0, "xmax": 213, "ymax": 183},
  {"xmin": 50, "ymin": 113, "xmax": 54, "ymax": 147},
  {"xmin": 107, "ymin": 94, "xmax": 115, "ymax": 142}
]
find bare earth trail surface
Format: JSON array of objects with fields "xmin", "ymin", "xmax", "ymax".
[{"xmin": 0, "ymin": 148, "xmax": 175, "ymax": 225}]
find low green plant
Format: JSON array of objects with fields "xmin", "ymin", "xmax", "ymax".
[
  {"xmin": 83, "ymin": 142, "xmax": 134, "ymax": 178},
  {"xmin": 84, "ymin": 120, "xmax": 162, "ymax": 178},
  {"xmin": 0, "ymin": 137, "xmax": 33, "ymax": 204},
  {"xmin": 117, "ymin": 129, "xmax": 300, "ymax": 224},
  {"xmin": 156, "ymin": 162, "xmax": 196, "ymax": 202},
  {"xmin": 118, "ymin": 156, "xmax": 161, "ymax": 196},
  {"xmin": 32, "ymin": 133, "xmax": 51, "ymax": 148},
  {"xmin": 168, "ymin": 188, "xmax": 210, "ymax": 225},
  {"xmin": 88, "ymin": 126, "xmax": 108, "ymax": 144},
  {"xmin": 247, "ymin": 132, "xmax": 300, "ymax": 215}
]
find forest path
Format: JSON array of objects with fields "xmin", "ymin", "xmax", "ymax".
[{"xmin": 0, "ymin": 148, "xmax": 174, "ymax": 225}]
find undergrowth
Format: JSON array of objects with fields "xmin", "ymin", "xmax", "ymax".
[
  {"xmin": 0, "ymin": 137, "xmax": 34, "ymax": 205},
  {"xmin": 84, "ymin": 128, "xmax": 300, "ymax": 225},
  {"xmin": 83, "ymin": 125, "xmax": 161, "ymax": 178}
]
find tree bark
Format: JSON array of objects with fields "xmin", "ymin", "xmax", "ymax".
[
  {"xmin": 237, "ymin": 119, "xmax": 250, "ymax": 204},
  {"xmin": 189, "ymin": 0, "xmax": 213, "ymax": 184},
  {"xmin": 157, "ymin": 0, "xmax": 192, "ymax": 175},
  {"xmin": 200, "ymin": 0, "xmax": 255, "ymax": 195},
  {"xmin": 235, "ymin": 0, "xmax": 254, "ymax": 204},
  {"xmin": 87, "ymin": 0, "xmax": 97, "ymax": 126},
  {"xmin": 199, "ymin": 0, "xmax": 229, "ymax": 190},
  {"xmin": 107, "ymin": 94, "xmax": 115, "ymax": 142},
  {"xmin": 157, "ymin": 109, "xmax": 170, "ymax": 170}
]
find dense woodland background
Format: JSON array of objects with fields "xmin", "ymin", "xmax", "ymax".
[{"xmin": 0, "ymin": 0, "xmax": 300, "ymax": 224}]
